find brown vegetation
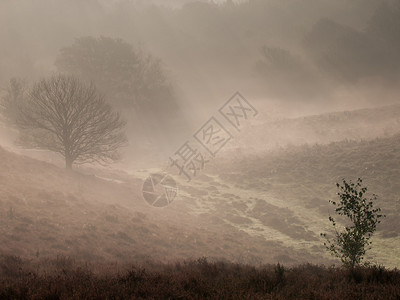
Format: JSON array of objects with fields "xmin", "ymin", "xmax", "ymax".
[{"xmin": 0, "ymin": 255, "xmax": 399, "ymax": 299}]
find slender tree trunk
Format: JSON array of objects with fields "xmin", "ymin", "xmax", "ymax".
[{"xmin": 65, "ymin": 156, "xmax": 73, "ymax": 169}]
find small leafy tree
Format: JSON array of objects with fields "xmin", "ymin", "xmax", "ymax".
[{"xmin": 321, "ymin": 178, "xmax": 385, "ymax": 268}]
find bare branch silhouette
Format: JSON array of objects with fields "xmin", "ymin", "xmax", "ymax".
[{"xmin": 17, "ymin": 74, "xmax": 127, "ymax": 169}]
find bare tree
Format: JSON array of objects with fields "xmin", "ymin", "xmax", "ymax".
[
  {"xmin": 17, "ymin": 74, "xmax": 127, "ymax": 169},
  {"xmin": 0, "ymin": 77, "xmax": 27, "ymax": 125}
]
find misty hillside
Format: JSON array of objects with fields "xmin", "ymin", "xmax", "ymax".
[
  {"xmin": 0, "ymin": 145, "xmax": 319, "ymax": 265},
  {"xmin": 208, "ymin": 133, "xmax": 400, "ymax": 264},
  {"xmin": 241, "ymin": 104, "xmax": 400, "ymax": 151},
  {"xmin": 1, "ymin": 109, "xmax": 400, "ymax": 267},
  {"xmin": 177, "ymin": 133, "xmax": 400, "ymax": 268}
]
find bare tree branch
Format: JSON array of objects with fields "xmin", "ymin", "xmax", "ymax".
[{"xmin": 17, "ymin": 74, "xmax": 127, "ymax": 169}]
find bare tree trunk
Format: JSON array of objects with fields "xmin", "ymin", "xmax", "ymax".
[{"xmin": 65, "ymin": 156, "xmax": 73, "ymax": 169}]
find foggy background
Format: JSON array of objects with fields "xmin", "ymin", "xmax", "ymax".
[
  {"xmin": 0, "ymin": 0, "xmax": 399, "ymax": 267},
  {"xmin": 2, "ymin": 0, "xmax": 399, "ymax": 118}
]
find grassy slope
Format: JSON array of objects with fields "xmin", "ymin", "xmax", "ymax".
[
  {"xmin": 1, "ymin": 105, "xmax": 400, "ymax": 267},
  {"xmin": 208, "ymin": 134, "xmax": 400, "ymax": 267},
  {"xmin": 0, "ymin": 146, "xmax": 319, "ymax": 266},
  {"xmin": 239, "ymin": 103, "xmax": 400, "ymax": 151}
]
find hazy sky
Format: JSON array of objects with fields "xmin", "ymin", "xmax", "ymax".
[{"xmin": 1, "ymin": 0, "xmax": 399, "ymax": 121}]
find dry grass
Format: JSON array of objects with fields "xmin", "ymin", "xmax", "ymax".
[{"xmin": 0, "ymin": 255, "xmax": 399, "ymax": 299}]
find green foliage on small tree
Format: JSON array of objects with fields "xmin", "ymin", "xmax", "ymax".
[{"xmin": 321, "ymin": 178, "xmax": 385, "ymax": 268}]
